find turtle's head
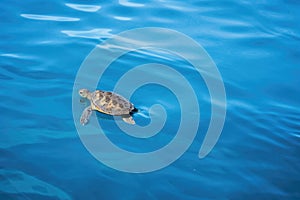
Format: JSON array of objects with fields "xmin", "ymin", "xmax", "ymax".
[{"xmin": 79, "ymin": 89, "xmax": 91, "ymax": 99}]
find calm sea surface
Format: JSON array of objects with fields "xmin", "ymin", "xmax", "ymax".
[{"xmin": 1, "ymin": 0, "xmax": 300, "ymax": 199}]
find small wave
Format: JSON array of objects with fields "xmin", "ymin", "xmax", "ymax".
[
  {"xmin": 61, "ymin": 28, "xmax": 112, "ymax": 39},
  {"xmin": 114, "ymin": 16, "xmax": 132, "ymax": 21},
  {"xmin": 65, "ymin": 3, "xmax": 101, "ymax": 12},
  {"xmin": 118, "ymin": 0, "xmax": 144, "ymax": 8},
  {"xmin": 20, "ymin": 14, "xmax": 80, "ymax": 22}
]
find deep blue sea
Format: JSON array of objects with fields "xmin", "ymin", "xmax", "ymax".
[{"xmin": 1, "ymin": 0, "xmax": 300, "ymax": 199}]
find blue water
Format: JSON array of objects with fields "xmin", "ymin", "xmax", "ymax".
[{"xmin": 1, "ymin": 0, "xmax": 300, "ymax": 199}]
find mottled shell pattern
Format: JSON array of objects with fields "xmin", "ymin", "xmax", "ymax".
[{"xmin": 91, "ymin": 90, "xmax": 134, "ymax": 115}]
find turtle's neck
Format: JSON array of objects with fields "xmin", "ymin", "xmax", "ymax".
[{"xmin": 87, "ymin": 92, "xmax": 92, "ymax": 100}]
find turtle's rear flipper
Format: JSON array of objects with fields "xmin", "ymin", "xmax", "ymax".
[{"xmin": 121, "ymin": 115, "xmax": 135, "ymax": 125}]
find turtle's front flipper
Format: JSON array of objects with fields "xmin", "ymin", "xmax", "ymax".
[
  {"xmin": 121, "ymin": 114, "xmax": 135, "ymax": 125},
  {"xmin": 80, "ymin": 106, "xmax": 93, "ymax": 125}
]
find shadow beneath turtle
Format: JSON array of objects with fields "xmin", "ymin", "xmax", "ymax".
[
  {"xmin": 94, "ymin": 107, "xmax": 139, "ymax": 122},
  {"xmin": 130, "ymin": 107, "xmax": 139, "ymax": 114},
  {"xmin": 95, "ymin": 112, "xmax": 115, "ymax": 122}
]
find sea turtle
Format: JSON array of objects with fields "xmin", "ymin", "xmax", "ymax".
[{"xmin": 78, "ymin": 89, "xmax": 136, "ymax": 125}]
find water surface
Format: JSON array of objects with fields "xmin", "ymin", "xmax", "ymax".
[{"xmin": 1, "ymin": 0, "xmax": 300, "ymax": 199}]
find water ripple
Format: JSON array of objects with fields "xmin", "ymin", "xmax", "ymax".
[
  {"xmin": 65, "ymin": 3, "xmax": 101, "ymax": 12},
  {"xmin": 118, "ymin": 0, "xmax": 144, "ymax": 7},
  {"xmin": 0, "ymin": 169, "xmax": 71, "ymax": 200},
  {"xmin": 20, "ymin": 14, "xmax": 80, "ymax": 22},
  {"xmin": 158, "ymin": 0, "xmax": 197, "ymax": 12},
  {"xmin": 61, "ymin": 28, "xmax": 112, "ymax": 39},
  {"xmin": 1, "ymin": 53, "xmax": 36, "ymax": 59},
  {"xmin": 1, "ymin": 0, "xmax": 299, "ymax": 198},
  {"xmin": 2, "ymin": 65, "xmax": 72, "ymax": 80},
  {"xmin": 114, "ymin": 16, "xmax": 132, "ymax": 21}
]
